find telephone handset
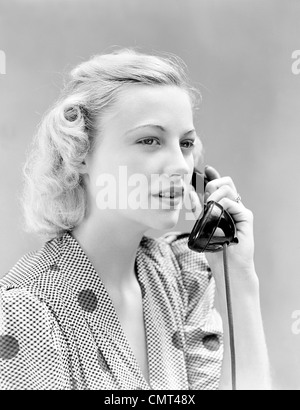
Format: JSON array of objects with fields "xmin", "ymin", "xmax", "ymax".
[
  {"xmin": 188, "ymin": 168, "xmax": 238, "ymax": 390},
  {"xmin": 188, "ymin": 169, "xmax": 239, "ymax": 253}
]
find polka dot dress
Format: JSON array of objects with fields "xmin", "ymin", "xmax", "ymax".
[{"xmin": 0, "ymin": 231, "xmax": 223, "ymax": 390}]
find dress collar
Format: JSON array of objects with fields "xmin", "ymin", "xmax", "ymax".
[{"xmin": 58, "ymin": 231, "xmax": 156, "ymax": 389}]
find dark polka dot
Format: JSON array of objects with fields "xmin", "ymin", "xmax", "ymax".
[
  {"xmin": 97, "ymin": 349, "xmax": 109, "ymax": 373},
  {"xmin": 78, "ymin": 289, "xmax": 98, "ymax": 312},
  {"xmin": 0, "ymin": 335, "xmax": 19, "ymax": 360},
  {"xmin": 172, "ymin": 330, "xmax": 184, "ymax": 350},
  {"xmin": 49, "ymin": 263, "xmax": 59, "ymax": 271},
  {"xmin": 202, "ymin": 334, "xmax": 220, "ymax": 351}
]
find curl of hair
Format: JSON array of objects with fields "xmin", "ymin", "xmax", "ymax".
[{"xmin": 21, "ymin": 48, "xmax": 202, "ymax": 240}]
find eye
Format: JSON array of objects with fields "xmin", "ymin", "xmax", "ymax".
[
  {"xmin": 181, "ymin": 140, "xmax": 195, "ymax": 149},
  {"xmin": 137, "ymin": 138, "xmax": 196, "ymax": 149},
  {"xmin": 138, "ymin": 138, "xmax": 160, "ymax": 146}
]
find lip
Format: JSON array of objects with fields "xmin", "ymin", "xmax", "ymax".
[
  {"xmin": 153, "ymin": 187, "xmax": 185, "ymax": 198},
  {"xmin": 151, "ymin": 194, "xmax": 183, "ymax": 207},
  {"xmin": 153, "ymin": 192, "xmax": 184, "ymax": 199}
]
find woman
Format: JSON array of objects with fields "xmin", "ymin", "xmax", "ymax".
[{"xmin": 0, "ymin": 48, "xmax": 270, "ymax": 390}]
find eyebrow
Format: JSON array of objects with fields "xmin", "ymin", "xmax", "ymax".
[{"xmin": 124, "ymin": 124, "xmax": 196, "ymax": 137}]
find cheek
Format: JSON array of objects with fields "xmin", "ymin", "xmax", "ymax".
[
  {"xmin": 87, "ymin": 162, "xmax": 117, "ymax": 204},
  {"xmin": 88, "ymin": 163, "xmax": 146, "ymax": 206},
  {"xmin": 88, "ymin": 149, "xmax": 119, "ymax": 181}
]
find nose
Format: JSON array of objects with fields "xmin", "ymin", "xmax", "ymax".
[{"xmin": 163, "ymin": 144, "xmax": 191, "ymax": 179}]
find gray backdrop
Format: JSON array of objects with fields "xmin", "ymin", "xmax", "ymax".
[{"xmin": 1, "ymin": 0, "xmax": 300, "ymax": 390}]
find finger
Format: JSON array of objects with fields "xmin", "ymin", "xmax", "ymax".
[
  {"xmin": 206, "ymin": 185, "xmax": 238, "ymax": 203},
  {"xmin": 205, "ymin": 165, "xmax": 221, "ymax": 181},
  {"xmin": 204, "ymin": 176, "xmax": 237, "ymax": 202},
  {"xmin": 218, "ymin": 197, "xmax": 249, "ymax": 223},
  {"xmin": 206, "ymin": 176, "xmax": 237, "ymax": 193}
]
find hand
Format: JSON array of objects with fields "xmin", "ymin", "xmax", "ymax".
[
  {"xmin": 189, "ymin": 165, "xmax": 257, "ymax": 289},
  {"xmin": 190, "ymin": 167, "xmax": 269, "ymax": 391}
]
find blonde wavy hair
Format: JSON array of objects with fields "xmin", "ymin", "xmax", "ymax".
[{"xmin": 21, "ymin": 48, "xmax": 202, "ymax": 240}]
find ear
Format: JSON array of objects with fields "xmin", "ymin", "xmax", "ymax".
[{"xmin": 79, "ymin": 159, "xmax": 89, "ymax": 174}]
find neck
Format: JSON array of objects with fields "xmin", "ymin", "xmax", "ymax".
[{"xmin": 71, "ymin": 213, "xmax": 147, "ymax": 289}]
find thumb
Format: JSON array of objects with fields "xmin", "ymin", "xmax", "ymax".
[{"xmin": 205, "ymin": 165, "xmax": 221, "ymax": 181}]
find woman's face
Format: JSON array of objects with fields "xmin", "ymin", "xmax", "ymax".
[{"xmin": 84, "ymin": 84, "xmax": 198, "ymax": 231}]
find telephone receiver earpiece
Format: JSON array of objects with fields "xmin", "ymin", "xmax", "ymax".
[{"xmin": 188, "ymin": 201, "xmax": 239, "ymax": 253}]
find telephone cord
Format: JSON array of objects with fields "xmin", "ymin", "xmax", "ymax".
[{"xmin": 222, "ymin": 242, "xmax": 237, "ymax": 391}]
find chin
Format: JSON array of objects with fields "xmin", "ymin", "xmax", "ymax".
[
  {"xmin": 149, "ymin": 213, "xmax": 180, "ymax": 231},
  {"xmin": 132, "ymin": 206, "xmax": 181, "ymax": 231}
]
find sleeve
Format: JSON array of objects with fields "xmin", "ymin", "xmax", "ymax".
[
  {"xmin": 0, "ymin": 286, "xmax": 70, "ymax": 390},
  {"xmin": 168, "ymin": 233, "xmax": 224, "ymax": 390}
]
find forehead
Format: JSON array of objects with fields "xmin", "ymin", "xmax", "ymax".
[{"xmin": 102, "ymin": 84, "xmax": 193, "ymax": 130}]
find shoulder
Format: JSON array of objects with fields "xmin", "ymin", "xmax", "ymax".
[
  {"xmin": 0, "ymin": 235, "xmax": 63, "ymax": 292},
  {"xmin": 0, "ymin": 238, "xmax": 69, "ymax": 389},
  {"xmin": 164, "ymin": 232, "xmax": 210, "ymax": 273},
  {"xmin": 144, "ymin": 232, "xmax": 211, "ymax": 280},
  {"xmin": 142, "ymin": 232, "xmax": 212, "ymax": 300},
  {"xmin": 0, "ymin": 236, "xmax": 65, "ymax": 373}
]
